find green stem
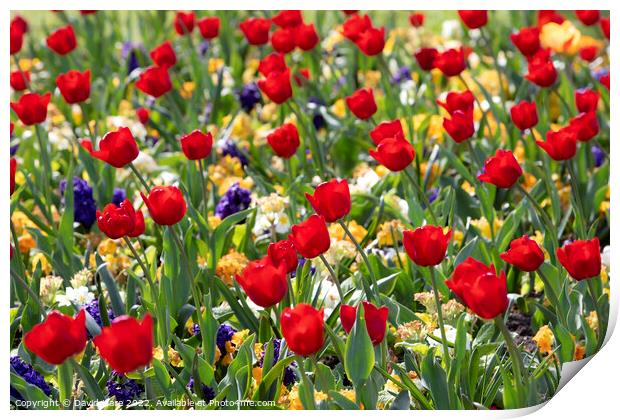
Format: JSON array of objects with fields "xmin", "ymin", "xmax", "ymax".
[
  {"xmin": 429, "ymin": 268, "xmax": 451, "ymax": 366},
  {"xmin": 319, "ymin": 254, "xmax": 344, "ymax": 302},
  {"xmin": 124, "ymin": 236, "xmax": 158, "ymax": 301},
  {"xmin": 403, "ymin": 168, "xmax": 439, "ymax": 224},
  {"xmin": 494, "ymin": 317, "xmax": 525, "ymax": 388},
  {"xmin": 586, "ymin": 279, "xmax": 605, "ymax": 349},
  {"xmin": 33, "ymin": 125, "xmax": 53, "ymax": 220},
  {"xmin": 566, "ymin": 162, "xmax": 588, "ymax": 239},
  {"xmin": 10, "ymin": 268, "xmax": 45, "ymax": 316},
  {"xmin": 517, "ymin": 184, "xmax": 559, "ymax": 251},
  {"xmin": 57, "ymin": 360, "xmax": 74, "ymax": 409},
  {"xmin": 338, "ymin": 220, "xmax": 379, "ymax": 299},
  {"xmin": 197, "ymin": 159, "xmax": 209, "ymax": 215},
  {"xmin": 129, "ymin": 162, "xmax": 152, "ymax": 193}
]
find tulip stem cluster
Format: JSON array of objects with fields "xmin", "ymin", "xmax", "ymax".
[
  {"xmin": 319, "ymin": 254, "xmax": 344, "ymax": 301},
  {"xmin": 124, "ymin": 236, "xmax": 158, "ymax": 301},
  {"xmin": 429, "ymin": 268, "xmax": 452, "ymax": 366},
  {"xmin": 494, "ymin": 316, "xmax": 527, "ymax": 391},
  {"xmin": 338, "ymin": 220, "xmax": 379, "ymax": 300}
]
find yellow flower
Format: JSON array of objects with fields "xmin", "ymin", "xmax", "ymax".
[
  {"xmin": 208, "ymin": 215, "xmax": 222, "ymax": 229},
  {"xmin": 98, "ymin": 238, "xmax": 118, "ymax": 256},
  {"xmin": 540, "ymin": 21, "xmax": 581, "ymax": 55},
  {"xmin": 470, "ymin": 217, "xmax": 503, "ymax": 241},
  {"xmin": 180, "ymin": 81, "xmax": 195, "ymax": 99},
  {"xmin": 586, "ymin": 310, "xmax": 598, "ymax": 331},
  {"xmin": 412, "ymin": 114, "xmax": 444, "ymax": 141},
  {"xmin": 30, "ymin": 253, "xmax": 52, "ymax": 274},
  {"xmin": 287, "ymin": 386, "xmax": 329, "ymax": 410},
  {"xmin": 376, "ymin": 220, "xmax": 405, "ymax": 247},
  {"xmin": 533, "ymin": 325, "xmax": 555, "ymax": 354},
  {"xmin": 362, "ymin": 70, "xmax": 382, "ymax": 89},
  {"xmin": 18, "ymin": 231, "xmax": 36, "ymax": 254},
  {"xmin": 331, "ymin": 98, "xmax": 346, "ymax": 118},
  {"xmin": 452, "ymin": 230, "xmax": 464, "ymax": 247},
  {"xmin": 216, "ymin": 249, "xmax": 249, "ymax": 286},
  {"xmin": 208, "ymin": 58, "xmax": 225, "ymax": 73},
  {"xmin": 153, "ymin": 346, "xmax": 184, "ymax": 367},
  {"xmin": 461, "ymin": 181, "xmax": 476, "ymax": 196},
  {"xmin": 574, "ymin": 343, "xmax": 585, "ymax": 361},
  {"xmin": 328, "ymin": 220, "xmax": 367, "ymax": 243}
]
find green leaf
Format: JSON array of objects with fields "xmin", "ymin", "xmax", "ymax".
[{"xmin": 344, "ymin": 304, "xmax": 375, "ymax": 388}]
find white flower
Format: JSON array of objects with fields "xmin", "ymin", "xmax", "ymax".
[
  {"xmin": 602, "ymin": 246, "xmax": 610, "ymax": 269},
  {"xmin": 56, "ymin": 286, "xmax": 94, "ymax": 307},
  {"xmin": 352, "ymin": 169, "xmax": 380, "ymax": 194}
]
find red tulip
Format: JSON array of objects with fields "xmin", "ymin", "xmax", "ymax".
[
  {"xmin": 97, "ymin": 199, "xmax": 144, "ymax": 239},
  {"xmin": 346, "ymin": 88, "xmax": 377, "ymax": 120},
  {"xmin": 575, "ymin": 89, "xmax": 599, "ymax": 113},
  {"xmin": 11, "ymin": 92, "xmax": 51, "ymax": 126},
  {"xmin": 342, "ymin": 14, "xmax": 372, "ymax": 41},
  {"xmin": 599, "ymin": 73, "xmax": 610, "ymax": 90},
  {"xmin": 510, "ymin": 100, "xmax": 538, "ymax": 131},
  {"xmin": 280, "ymin": 303, "xmax": 324, "ymax": 356},
  {"xmin": 197, "ymin": 16, "xmax": 220, "ymax": 39},
  {"xmin": 305, "ymin": 179, "xmax": 351, "ymax": 223},
  {"xmin": 11, "ymin": 15, "xmax": 28, "ymax": 35},
  {"xmin": 93, "ymin": 314, "xmax": 153, "ymax": 374},
  {"xmin": 140, "ymin": 186, "xmax": 187, "ymax": 226},
  {"xmin": 525, "ymin": 49, "xmax": 557, "ymax": 87},
  {"xmin": 501, "ymin": 236, "xmax": 545, "ymax": 272},
  {"xmin": 409, "ymin": 12, "xmax": 425, "ymax": 27},
  {"xmin": 46, "ymin": 25, "xmax": 77, "ymax": 55},
  {"xmin": 510, "ymin": 27, "xmax": 541, "ymax": 57},
  {"xmin": 369, "ymin": 136, "xmax": 415, "ymax": 172},
  {"xmin": 434, "ymin": 47, "xmax": 467, "ymax": 77},
  {"xmin": 180, "ymin": 130, "xmax": 213, "ymax": 160},
  {"xmin": 600, "ymin": 18, "xmax": 610, "ymax": 40},
  {"xmin": 536, "ymin": 127, "xmax": 578, "ymax": 161},
  {"xmin": 272, "ymin": 10, "xmax": 303, "ymax": 28},
  {"xmin": 538, "ymin": 11, "xmax": 565, "ymax": 26},
  {"xmin": 174, "ymin": 11, "xmax": 195, "ymax": 35},
  {"xmin": 295, "ymin": 23, "xmax": 319, "ymax": 51},
  {"xmin": 80, "ymin": 127, "xmax": 139, "ymax": 168},
  {"xmin": 414, "ymin": 48, "xmax": 439, "ymax": 71},
  {"xmin": 437, "ymin": 90, "xmax": 475, "ymax": 114},
  {"xmin": 150, "ymin": 41, "xmax": 176, "ymax": 68},
  {"xmin": 271, "ymin": 27, "xmax": 297, "ymax": 54},
  {"xmin": 136, "ymin": 107, "xmax": 150, "ymax": 124},
  {"xmin": 56, "ymin": 69, "xmax": 91, "ymax": 104},
  {"xmin": 370, "ymin": 120, "xmax": 404, "ymax": 145},
  {"xmin": 446, "ymin": 257, "xmax": 508, "ymax": 319},
  {"xmin": 355, "ymin": 26, "xmax": 385, "ymax": 56},
  {"xmin": 340, "ymin": 301, "xmax": 389, "ymax": 346},
  {"xmin": 236, "ymin": 256, "xmax": 288, "ymax": 308},
  {"xmin": 268, "ymin": 239, "xmax": 298, "ymax": 273},
  {"xmin": 240, "ymin": 17, "xmax": 272, "ymax": 45},
  {"xmin": 403, "ymin": 225, "xmax": 451, "ymax": 267},
  {"xmin": 569, "ymin": 112, "xmax": 599, "ymax": 142},
  {"xmin": 443, "ymin": 110, "xmax": 474, "ymax": 143},
  {"xmin": 258, "ymin": 53, "xmax": 287, "ymax": 77},
  {"xmin": 10, "ymin": 158, "xmax": 17, "ymax": 195},
  {"xmin": 267, "ymin": 123, "xmax": 300, "ymax": 158},
  {"xmin": 10, "ymin": 23, "xmax": 24, "ymax": 55},
  {"xmin": 10, "ymin": 70, "xmax": 29, "ymax": 91},
  {"xmin": 557, "ymin": 238, "xmax": 601, "ymax": 280},
  {"xmin": 579, "ymin": 46, "xmax": 598, "ymax": 62},
  {"xmin": 576, "ymin": 10, "xmax": 600, "ymax": 26},
  {"xmin": 477, "ymin": 149, "xmax": 523, "ymax": 188},
  {"xmin": 458, "ymin": 10, "xmax": 488, "ymax": 29},
  {"xmin": 136, "ymin": 66, "xmax": 172, "ymax": 98},
  {"xmin": 258, "ymin": 69, "xmax": 292, "ymax": 104},
  {"xmin": 289, "ymin": 215, "xmax": 330, "ymax": 259},
  {"xmin": 24, "ymin": 310, "xmax": 87, "ymax": 365}
]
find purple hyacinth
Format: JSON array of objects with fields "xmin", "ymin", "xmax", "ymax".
[
  {"xmin": 111, "ymin": 188, "xmax": 126, "ymax": 207},
  {"xmin": 428, "ymin": 188, "xmax": 439, "ymax": 203},
  {"xmin": 187, "ymin": 377, "xmax": 216, "ymax": 402},
  {"xmin": 82, "ymin": 298, "xmax": 115, "ymax": 338},
  {"xmin": 60, "ymin": 177, "xmax": 97, "ymax": 229},
  {"xmin": 10, "ymin": 356, "xmax": 52, "ymax": 398},
  {"xmin": 215, "ymin": 183, "xmax": 252, "ymax": 219},
  {"xmin": 258, "ymin": 339, "xmax": 297, "ymax": 386},
  {"xmin": 221, "ymin": 140, "xmax": 248, "ymax": 166},
  {"xmin": 592, "ymin": 145, "xmax": 605, "ymax": 167},
  {"xmin": 391, "ymin": 66, "xmax": 412, "ymax": 84},
  {"xmin": 236, "ymin": 82, "xmax": 261, "ymax": 113},
  {"xmin": 216, "ymin": 324, "xmax": 237, "ymax": 353},
  {"xmin": 107, "ymin": 374, "xmax": 142, "ymax": 404}
]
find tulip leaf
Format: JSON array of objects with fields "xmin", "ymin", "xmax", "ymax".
[{"xmin": 344, "ymin": 304, "xmax": 375, "ymax": 388}]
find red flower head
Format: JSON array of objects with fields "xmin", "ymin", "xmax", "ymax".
[
  {"xmin": 150, "ymin": 41, "xmax": 176, "ymax": 68},
  {"xmin": 11, "ymin": 92, "xmax": 51, "ymax": 126},
  {"xmin": 11, "ymin": 15, "xmax": 28, "ymax": 34},
  {"xmin": 305, "ymin": 179, "xmax": 351, "ymax": 223},
  {"xmin": 409, "ymin": 12, "xmax": 425, "ymax": 27},
  {"xmin": 10, "ymin": 158, "xmax": 17, "ymax": 195},
  {"xmin": 280, "ymin": 303, "xmax": 324, "ymax": 356},
  {"xmin": 434, "ymin": 47, "xmax": 467, "ymax": 77},
  {"xmin": 258, "ymin": 53, "xmax": 287, "ymax": 77},
  {"xmin": 346, "ymin": 88, "xmax": 377, "ymax": 120},
  {"xmin": 267, "ymin": 123, "xmax": 300, "ymax": 158},
  {"xmin": 174, "ymin": 11, "xmax": 195, "ymax": 35},
  {"xmin": 538, "ymin": 11, "xmax": 565, "ymax": 26},
  {"xmin": 24, "ymin": 310, "xmax": 87, "ymax": 365},
  {"xmin": 56, "ymin": 69, "xmax": 91, "ymax": 104},
  {"xmin": 510, "ymin": 27, "xmax": 541, "ymax": 57},
  {"xmin": 342, "ymin": 14, "xmax": 372, "ymax": 42},
  {"xmin": 525, "ymin": 49, "xmax": 557, "ymax": 87},
  {"xmin": 458, "ymin": 10, "xmax": 488, "ymax": 29},
  {"xmin": 10, "ymin": 23, "xmax": 24, "ymax": 55},
  {"xmin": 272, "ymin": 10, "xmax": 303, "ymax": 28},
  {"xmin": 414, "ymin": 48, "xmax": 439, "ymax": 71},
  {"xmin": 180, "ymin": 129, "xmax": 213, "ymax": 160},
  {"xmin": 340, "ymin": 301, "xmax": 389, "ymax": 346},
  {"xmin": 47, "ymin": 25, "xmax": 77, "ymax": 55},
  {"xmin": 198, "ymin": 16, "xmax": 220, "ymax": 39},
  {"xmin": 446, "ymin": 257, "xmax": 508, "ymax": 319},
  {"xmin": 80, "ymin": 127, "xmax": 139, "ymax": 168},
  {"xmin": 236, "ymin": 256, "xmax": 288, "ymax": 308},
  {"xmin": 97, "ymin": 199, "xmax": 144, "ymax": 239},
  {"xmin": 600, "ymin": 18, "xmax": 610, "ymax": 40},
  {"xmin": 576, "ymin": 10, "xmax": 600, "ymax": 26},
  {"xmin": 599, "ymin": 73, "xmax": 610, "ymax": 90},
  {"xmin": 443, "ymin": 110, "xmax": 475, "ymax": 143},
  {"xmin": 477, "ymin": 149, "xmax": 523, "ymax": 189},
  {"xmin": 240, "ymin": 17, "xmax": 272, "ymax": 45},
  {"xmin": 295, "ymin": 23, "xmax": 320, "ymax": 51},
  {"xmin": 93, "ymin": 314, "xmax": 154, "ymax": 374},
  {"xmin": 258, "ymin": 69, "xmax": 292, "ymax": 104},
  {"xmin": 268, "ymin": 239, "xmax": 298, "ymax": 273},
  {"xmin": 355, "ymin": 26, "xmax": 385, "ymax": 56},
  {"xmin": 136, "ymin": 66, "xmax": 172, "ymax": 98},
  {"xmin": 370, "ymin": 120, "xmax": 404, "ymax": 145},
  {"xmin": 140, "ymin": 186, "xmax": 187, "ymax": 226},
  {"xmin": 569, "ymin": 112, "xmax": 599, "ymax": 142},
  {"xmin": 271, "ymin": 27, "xmax": 297, "ymax": 54},
  {"xmin": 536, "ymin": 127, "xmax": 578, "ymax": 161},
  {"xmin": 575, "ymin": 89, "xmax": 600, "ymax": 113},
  {"xmin": 501, "ymin": 236, "xmax": 545, "ymax": 272},
  {"xmin": 369, "ymin": 137, "xmax": 415, "ymax": 172},
  {"xmin": 579, "ymin": 45, "xmax": 598, "ymax": 62},
  {"xmin": 437, "ymin": 90, "xmax": 475, "ymax": 114},
  {"xmin": 289, "ymin": 215, "xmax": 330, "ymax": 259},
  {"xmin": 10, "ymin": 70, "xmax": 30, "ymax": 91},
  {"xmin": 403, "ymin": 225, "xmax": 452, "ymax": 267},
  {"xmin": 510, "ymin": 100, "xmax": 539, "ymax": 131},
  {"xmin": 136, "ymin": 107, "xmax": 150, "ymax": 124},
  {"xmin": 557, "ymin": 238, "xmax": 601, "ymax": 280}
]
